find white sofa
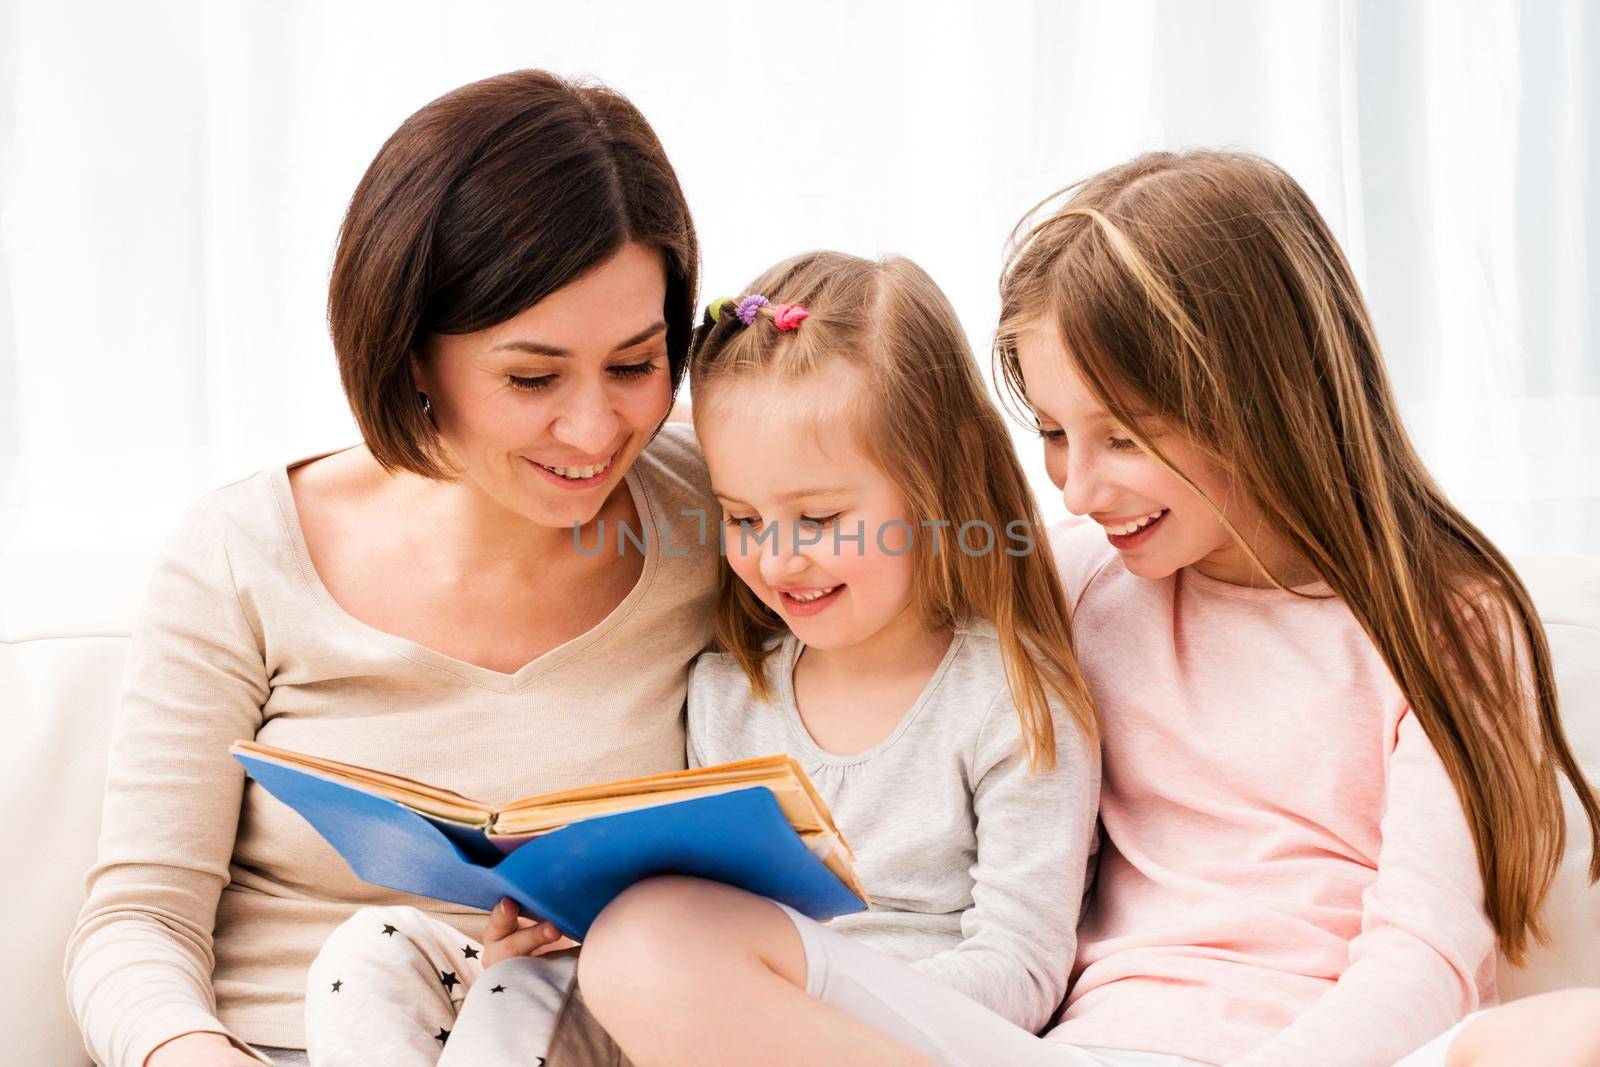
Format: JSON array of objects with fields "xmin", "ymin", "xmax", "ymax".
[{"xmin": 4, "ymin": 540, "xmax": 1597, "ymax": 1066}]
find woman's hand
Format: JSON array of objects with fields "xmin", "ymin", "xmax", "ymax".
[
  {"xmin": 481, "ymin": 897, "xmax": 572, "ymax": 968},
  {"xmin": 144, "ymin": 1031, "xmax": 263, "ymax": 1066}
]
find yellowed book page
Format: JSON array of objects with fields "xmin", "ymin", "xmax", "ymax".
[
  {"xmin": 229, "ymin": 740, "xmax": 492, "ymax": 826},
  {"xmin": 494, "ymin": 755, "xmax": 853, "ymax": 854},
  {"xmin": 491, "ymin": 779, "xmax": 826, "ymax": 837},
  {"xmin": 495, "ymin": 755, "xmax": 799, "ymax": 811},
  {"xmin": 801, "ymin": 829, "xmax": 871, "ymax": 904}
]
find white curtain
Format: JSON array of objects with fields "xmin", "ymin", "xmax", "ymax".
[{"xmin": 1, "ymin": 0, "xmax": 1594, "ymax": 554}]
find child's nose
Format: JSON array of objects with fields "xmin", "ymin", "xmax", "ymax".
[
  {"xmin": 759, "ymin": 533, "xmax": 813, "ymax": 585},
  {"xmin": 1060, "ymin": 455, "xmax": 1116, "ymax": 517}
]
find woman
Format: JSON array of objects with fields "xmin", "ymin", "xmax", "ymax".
[{"xmin": 64, "ymin": 70, "xmax": 719, "ymax": 1067}]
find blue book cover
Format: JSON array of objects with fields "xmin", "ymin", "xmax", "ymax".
[{"xmin": 232, "ymin": 748, "xmax": 868, "ymax": 940}]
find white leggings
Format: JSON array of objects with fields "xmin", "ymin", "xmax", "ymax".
[
  {"xmin": 770, "ymin": 901, "xmax": 1480, "ymax": 1067},
  {"xmin": 303, "ymin": 905, "xmax": 575, "ymax": 1067}
]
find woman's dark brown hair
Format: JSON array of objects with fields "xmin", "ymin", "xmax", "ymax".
[{"xmin": 329, "ymin": 70, "xmax": 698, "ymax": 479}]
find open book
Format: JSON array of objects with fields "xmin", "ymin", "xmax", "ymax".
[{"xmin": 231, "ymin": 741, "xmax": 869, "ymax": 940}]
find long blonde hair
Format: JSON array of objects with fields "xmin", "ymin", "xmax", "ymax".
[
  {"xmin": 995, "ymin": 149, "xmax": 1599, "ymax": 962},
  {"xmin": 691, "ymin": 251, "xmax": 1098, "ymax": 770}
]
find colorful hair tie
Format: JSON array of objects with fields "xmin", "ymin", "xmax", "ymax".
[
  {"xmin": 735, "ymin": 294, "xmax": 770, "ymax": 325},
  {"xmin": 705, "ymin": 296, "xmax": 736, "ymax": 324},
  {"xmin": 772, "ymin": 303, "xmax": 809, "ymax": 331}
]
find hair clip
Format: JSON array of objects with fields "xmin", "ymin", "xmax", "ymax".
[
  {"xmin": 735, "ymin": 294, "xmax": 770, "ymax": 325},
  {"xmin": 705, "ymin": 296, "xmax": 736, "ymax": 324},
  {"xmin": 772, "ymin": 303, "xmax": 809, "ymax": 331},
  {"xmin": 706, "ymin": 293, "xmax": 809, "ymax": 331}
]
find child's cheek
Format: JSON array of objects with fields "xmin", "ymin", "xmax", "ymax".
[
  {"xmin": 874, "ymin": 517, "xmax": 914, "ymax": 557},
  {"xmin": 1159, "ymin": 504, "xmax": 1225, "ymax": 573},
  {"xmin": 849, "ymin": 518, "xmax": 919, "ymax": 612},
  {"xmin": 1044, "ymin": 448, "xmax": 1068, "ymax": 493},
  {"xmin": 817, "ymin": 519, "xmax": 871, "ymax": 587},
  {"xmin": 723, "ymin": 536, "xmax": 769, "ymax": 600}
]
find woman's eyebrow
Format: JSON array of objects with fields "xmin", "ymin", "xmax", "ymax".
[{"xmin": 494, "ymin": 320, "xmax": 667, "ymax": 358}]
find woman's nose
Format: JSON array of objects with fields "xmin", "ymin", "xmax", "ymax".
[{"xmin": 551, "ymin": 375, "xmax": 622, "ymax": 454}]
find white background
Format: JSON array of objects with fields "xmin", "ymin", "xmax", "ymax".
[{"xmin": 1, "ymin": 0, "xmax": 1595, "ymax": 553}]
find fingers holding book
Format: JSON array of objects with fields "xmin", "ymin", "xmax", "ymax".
[{"xmin": 483, "ymin": 897, "xmax": 571, "ymax": 967}]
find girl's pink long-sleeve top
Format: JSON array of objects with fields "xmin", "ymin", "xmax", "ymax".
[{"xmin": 1045, "ymin": 522, "xmax": 1496, "ymax": 1067}]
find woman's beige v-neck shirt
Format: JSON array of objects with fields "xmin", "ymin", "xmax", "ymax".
[{"xmin": 65, "ymin": 424, "xmax": 721, "ymax": 1067}]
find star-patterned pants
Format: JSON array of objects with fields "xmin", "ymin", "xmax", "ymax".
[{"xmin": 305, "ymin": 905, "xmax": 576, "ymax": 1067}]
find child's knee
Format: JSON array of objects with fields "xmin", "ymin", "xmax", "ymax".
[
  {"xmin": 580, "ymin": 877, "xmax": 803, "ymax": 1009},
  {"xmin": 580, "ymin": 879, "xmax": 676, "ymax": 990},
  {"xmin": 579, "ymin": 877, "xmax": 718, "ymax": 1004}
]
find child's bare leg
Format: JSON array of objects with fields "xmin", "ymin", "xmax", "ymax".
[
  {"xmin": 1444, "ymin": 989, "xmax": 1600, "ymax": 1067},
  {"xmin": 578, "ymin": 876, "xmax": 932, "ymax": 1067}
]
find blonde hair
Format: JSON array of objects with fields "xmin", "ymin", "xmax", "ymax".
[
  {"xmin": 691, "ymin": 251, "xmax": 1098, "ymax": 770},
  {"xmin": 996, "ymin": 149, "xmax": 1599, "ymax": 963}
]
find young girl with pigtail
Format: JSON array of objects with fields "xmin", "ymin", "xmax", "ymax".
[
  {"xmin": 297, "ymin": 251, "xmax": 1104, "ymax": 1065},
  {"xmin": 573, "ymin": 152, "xmax": 1600, "ymax": 1067}
]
